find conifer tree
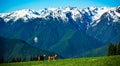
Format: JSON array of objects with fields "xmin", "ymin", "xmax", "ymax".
[
  {"xmin": 0, "ymin": 58, "xmax": 4, "ymax": 63},
  {"xmin": 114, "ymin": 45, "xmax": 117, "ymax": 55},
  {"xmin": 22, "ymin": 58, "xmax": 26, "ymax": 62},
  {"xmin": 108, "ymin": 43, "xmax": 116, "ymax": 56},
  {"xmin": 30, "ymin": 56, "xmax": 33, "ymax": 61},
  {"xmin": 11, "ymin": 58, "xmax": 17, "ymax": 62},
  {"xmin": 117, "ymin": 42, "xmax": 120, "ymax": 55}
]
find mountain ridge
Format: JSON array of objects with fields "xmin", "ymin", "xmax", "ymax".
[{"xmin": 0, "ymin": 6, "xmax": 119, "ymax": 23}]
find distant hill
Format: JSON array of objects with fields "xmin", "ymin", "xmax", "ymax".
[{"xmin": 0, "ymin": 36, "xmax": 62, "ymax": 62}]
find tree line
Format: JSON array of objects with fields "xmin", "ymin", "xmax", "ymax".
[
  {"xmin": 0, "ymin": 55, "xmax": 44, "ymax": 63},
  {"xmin": 108, "ymin": 42, "xmax": 120, "ymax": 56},
  {"xmin": 11, "ymin": 55, "xmax": 42, "ymax": 62}
]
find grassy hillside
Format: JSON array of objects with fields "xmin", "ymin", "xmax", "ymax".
[
  {"xmin": 49, "ymin": 29, "xmax": 105, "ymax": 58},
  {"xmin": 80, "ymin": 45, "xmax": 108, "ymax": 57},
  {"xmin": 0, "ymin": 55, "xmax": 120, "ymax": 66}
]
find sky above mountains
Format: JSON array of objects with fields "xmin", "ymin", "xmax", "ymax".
[{"xmin": 0, "ymin": 0, "xmax": 120, "ymax": 13}]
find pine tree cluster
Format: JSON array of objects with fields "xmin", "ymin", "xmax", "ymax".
[{"xmin": 108, "ymin": 42, "xmax": 120, "ymax": 56}]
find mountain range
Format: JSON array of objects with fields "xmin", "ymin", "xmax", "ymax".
[{"xmin": 0, "ymin": 6, "xmax": 120, "ymax": 58}]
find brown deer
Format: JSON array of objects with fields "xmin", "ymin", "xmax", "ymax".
[
  {"xmin": 48, "ymin": 54, "xmax": 57, "ymax": 61},
  {"xmin": 38, "ymin": 54, "xmax": 46, "ymax": 61}
]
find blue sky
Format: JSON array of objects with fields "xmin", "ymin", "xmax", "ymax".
[{"xmin": 0, "ymin": 0, "xmax": 120, "ymax": 13}]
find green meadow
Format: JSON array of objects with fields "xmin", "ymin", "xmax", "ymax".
[{"xmin": 0, "ymin": 55, "xmax": 120, "ymax": 66}]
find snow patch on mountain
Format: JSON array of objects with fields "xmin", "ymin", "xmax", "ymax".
[{"xmin": 92, "ymin": 7, "xmax": 110, "ymax": 21}]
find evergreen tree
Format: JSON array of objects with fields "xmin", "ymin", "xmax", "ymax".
[
  {"xmin": 22, "ymin": 58, "xmax": 26, "ymax": 62},
  {"xmin": 33, "ymin": 56, "xmax": 37, "ymax": 61},
  {"xmin": 30, "ymin": 56, "xmax": 33, "ymax": 61},
  {"xmin": 108, "ymin": 43, "xmax": 116, "ymax": 56},
  {"xmin": 16, "ymin": 58, "xmax": 20, "ymax": 62},
  {"xmin": 117, "ymin": 42, "xmax": 120, "ymax": 55},
  {"xmin": 0, "ymin": 58, "xmax": 4, "ymax": 63},
  {"xmin": 11, "ymin": 58, "xmax": 17, "ymax": 62},
  {"xmin": 17, "ymin": 58, "xmax": 21, "ymax": 62},
  {"xmin": 114, "ymin": 45, "xmax": 117, "ymax": 55}
]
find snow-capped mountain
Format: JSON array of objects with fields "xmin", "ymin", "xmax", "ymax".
[
  {"xmin": 0, "ymin": 6, "xmax": 120, "ymax": 58},
  {"xmin": 0, "ymin": 6, "xmax": 119, "ymax": 24}
]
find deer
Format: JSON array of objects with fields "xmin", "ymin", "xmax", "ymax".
[
  {"xmin": 38, "ymin": 54, "xmax": 46, "ymax": 61},
  {"xmin": 48, "ymin": 54, "xmax": 57, "ymax": 61}
]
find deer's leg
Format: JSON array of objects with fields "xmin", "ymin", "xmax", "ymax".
[{"xmin": 48, "ymin": 56, "xmax": 50, "ymax": 62}]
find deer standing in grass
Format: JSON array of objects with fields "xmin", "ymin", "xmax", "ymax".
[
  {"xmin": 38, "ymin": 54, "xmax": 46, "ymax": 61},
  {"xmin": 48, "ymin": 54, "xmax": 57, "ymax": 61}
]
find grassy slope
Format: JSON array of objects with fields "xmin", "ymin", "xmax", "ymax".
[
  {"xmin": 0, "ymin": 55, "xmax": 120, "ymax": 66},
  {"xmin": 49, "ymin": 29, "xmax": 76, "ymax": 54},
  {"xmin": 80, "ymin": 45, "xmax": 108, "ymax": 57}
]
